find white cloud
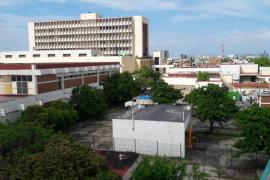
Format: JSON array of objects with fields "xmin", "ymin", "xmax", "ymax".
[
  {"xmin": 80, "ymin": 0, "xmax": 179, "ymax": 11},
  {"xmin": 0, "ymin": 13, "xmax": 74, "ymax": 51},
  {"xmin": 170, "ymin": 0, "xmax": 261, "ymax": 22}
]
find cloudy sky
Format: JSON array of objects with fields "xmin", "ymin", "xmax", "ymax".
[{"xmin": 0, "ymin": 0, "xmax": 270, "ymax": 56}]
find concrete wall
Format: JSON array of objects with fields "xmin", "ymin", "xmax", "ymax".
[
  {"xmin": 260, "ymin": 67, "xmax": 270, "ymax": 76},
  {"xmin": 113, "ymin": 119, "xmax": 186, "ymax": 157},
  {"xmin": 196, "ymin": 81, "xmax": 223, "ymax": 88},
  {"xmin": 134, "ymin": 16, "xmax": 149, "ymax": 57},
  {"xmin": 0, "ymin": 82, "xmax": 99, "ymax": 122},
  {"xmin": 135, "ymin": 57, "xmax": 151, "ymax": 70},
  {"xmin": 163, "ymin": 77, "xmax": 197, "ymax": 86},
  {"xmin": 28, "ymin": 22, "xmax": 35, "ymax": 51},
  {"xmin": 240, "ymin": 64, "xmax": 258, "ymax": 74},
  {"xmin": 168, "ymin": 67, "xmax": 220, "ymax": 74},
  {"xmin": 0, "ymin": 51, "xmax": 136, "ymax": 73}
]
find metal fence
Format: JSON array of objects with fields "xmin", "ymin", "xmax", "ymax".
[
  {"xmin": 73, "ymin": 134, "xmax": 269, "ymax": 172},
  {"xmin": 186, "ymin": 143, "xmax": 269, "ymax": 170}
]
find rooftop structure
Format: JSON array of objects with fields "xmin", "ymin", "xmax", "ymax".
[
  {"xmin": 28, "ymin": 13, "xmax": 149, "ymax": 57},
  {"xmin": 113, "ymin": 105, "xmax": 192, "ymax": 157},
  {"xmin": 0, "ymin": 50, "xmax": 151, "ymax": 73},
  {"xmin": 132, "ymin": 104, "xmax": 188, "ymax": 122}
]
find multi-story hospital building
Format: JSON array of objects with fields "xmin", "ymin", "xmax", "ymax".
[{"xmin": 28, "ymin": 13, "xmax": 149, "ymax": 57}]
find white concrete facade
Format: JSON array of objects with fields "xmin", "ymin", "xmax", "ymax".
[
  {"xmin": 112, "ymin": 106, "xmax": 192, "ymax": 158},
  {"xmin": 0, "ymin": 50, "xmax": 138, "ymax": 73},
  {"xmin": 167, "ymin": 67, "xmax": 220, "ymax": 74},
  {"xmin": 28, "ymin": 13, "xmax": 149, "ymax": 57},
  {"xmin": 153, "ymin": 50, "xmax": 169, "ymax": 65}
]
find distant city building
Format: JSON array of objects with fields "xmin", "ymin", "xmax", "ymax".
[
  {"xmin": 153, "ymin": 50, "xmax": 169, "ymax": 65},
  {"xmin": 257, "ymin": 93, "xmax": 270, "ymax": 107},
  {"xmin": 28, "ymin": 13, "xmax": 149, "ymax": 57}
]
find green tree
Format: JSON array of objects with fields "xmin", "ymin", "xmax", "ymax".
[
  {"xmin": 150, "ymin": 80, "xmax": 182, "ymax": 104},
  {"xmin": 197, "ymin": 72, "xmax": 210, "ymax": 81},
  {"xmin": 21, "ymin": 101, "xmax": 78, "ymax": 131},
  {"xmin": 253, "ymin": 57, "xmax": 270, "ymax": 66},
  {"xmin": 133, "ymin": 66, "xmax": 161, "ymax": 89},
  {"xmin": 235, "ymin": 104, "xmax": 270, "ymax": 155},
  {"xmin": 186, "ymin": 84, "xmax": 238, "ymax": 133},
  {"xmin": 0, "ymin": 122, "xmax": 56, "ymax": 156},
  {"xmin": 70, "ymin": 85, "xmax": 108, "ymax": 119},
  {"xmin": 132, "ymin": 156, "xmax": 208, "ymax": 180},
  {"xmin": 0, "ymin": 136, "xmax": 117, "ymax": 179},
  {"xmin": 103, "ymin": 72, "xmax": 139, "ymax": 106}
]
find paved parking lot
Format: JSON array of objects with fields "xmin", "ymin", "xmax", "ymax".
[{"xmin": 68, "ymin": 107, "xmax": 125, "ymax": 150}]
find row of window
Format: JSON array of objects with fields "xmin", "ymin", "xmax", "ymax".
[
  {"xmin": 35, "ymin": 25, "xmax": 132, "ymax": 33},
  {"xmin": 35, "ymin": 32, "xmax": 132, "ymax": 39},
  {"xmin": 4, "ymin": 53, "xmax": 88, "ymax": 59},
  {"xmin": 12, "ymin": 75, "xmax": 32, "ymax": 82},
  {"xmin": 34, "ymin": 17, "xmax": 133, "ymax": 26}
]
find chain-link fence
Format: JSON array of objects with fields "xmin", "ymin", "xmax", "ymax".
[{"xmin": 186, "ymin": 142, "xmax": 269, "ymax": 170}]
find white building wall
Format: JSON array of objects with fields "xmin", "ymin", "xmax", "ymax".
[
  {"xmin": 168, "ymin": 68, "xmax": 220, "ymax": 74},
  {"xmin": 0, "ymin": 51, "xmax": 133, "ymax": 72},
  {"xmin": 134, "ymin": 16, "xmax": 148, "ymax": 57},
  {"xmin": 28, "ymin": 22, "xmax": 35, "ymax": 51},
  {"xmin": 80, "ymin": 13, "xmax": 103, "ymax": 20},
  {"xmin": 196, "ymin": 81, "xmax": 223, "ymax": 88},
  {"xmin": 240, "ymin": 64, "xmax": 258, "ymax": 74},
  {"xmin": 113, "ymin": 119, "xmax": 186, "ymax": 157},
  {"xmin": 27, "ymin": 13, "xmax": 148, "ymax": 57},
  {"xmin": 220, "ymin": 65, "xmax": 240, "ymax": 83},
  {"xmin": 163, "ymin": 77, "xmax": 197, "ymax": 86},
  {"xmin": 260, "ymin": 67, "xmax": 270, "ymax": 76}
]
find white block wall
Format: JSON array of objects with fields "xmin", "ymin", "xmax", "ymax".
[{"xmin": 113, "ymin": 119, "xmax": 186, "ymax": 157}]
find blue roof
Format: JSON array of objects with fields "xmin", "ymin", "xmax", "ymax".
[{"xmin": 137, "ymin": 95, "xmax": 152, "ymax": 100}]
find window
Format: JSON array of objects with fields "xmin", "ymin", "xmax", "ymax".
[
  {"xmin": 11, "ymin": 75, "xmax": 32, "ymax": 82},
  {"xmin": 79, "ymin": 53, "xmax": 87, "ymax": 57},
  {"xmin": 33, "ymin": 54, "xmax": 40, "ymax": 58},
  {"xmin": 63, "ymin": 54, "xmax": 71, "ymax": 57},
  {"xmin": 19, "ymin": 55, "xmax": 26, "ymax": 58},
  {"xmin": 5, "ymin": 55, "xmax": 12, "ymax": 58},
  {"xmin": 17, "ymin": 81, "xmax": 28, "ymax": 94},
  {"xmin": 48, "ymin": 54, "xmax": 55, "ymax": 57}
]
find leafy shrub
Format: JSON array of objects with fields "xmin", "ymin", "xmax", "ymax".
[{"xmin": 1, "ymin": 137, "xmax": 115, "ymax": 179}]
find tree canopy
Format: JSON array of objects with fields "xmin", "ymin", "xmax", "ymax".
[
  {"xmin": 253, "ymin": 57, "xmax": 270, "ymax": 67},
  {"xmin": 0, "ymin": 136, "xmax": 117, "ymax": 180},
  {"xmin": 132, "ymin": 156, "xmax": 208, "ymax": 180},
  {"xmin": 133, "ymin": 66, "xmax": 161, "ymax": 89},
  {"xmin": 197, "ymin": 72, "xmax": 210, "ymax": 81},
  {"xmin": 103, "ymin": 72, "xmax": 139, "ymax": 106},
  {"xmin": 185, "ymin": 84, "xmax": 238, "ymax": 133},
  {"xmin": 235, "ymin": 105, "xmax": 270, "ymax": 155},
  {"xmin": 70, "ymin": 85, "xmax": 108, "ymax": 119},
  {"xmin": 150, "ymin": 80, "xmax": 182, "ymax": 104},
  {"xmin": 21, "ymin": 100, "xmax": 78, "ymax": 131},
  {"xmin": 0, "ymin": 122, "xmax": 56, "ymax": 157}
]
